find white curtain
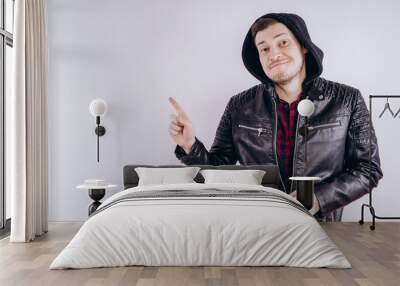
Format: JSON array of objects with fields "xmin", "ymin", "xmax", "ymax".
[{"xmin": 9, "ymin": 0, "xmax": 48, "ymax": 242}]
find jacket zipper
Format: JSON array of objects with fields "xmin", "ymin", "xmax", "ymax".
[
  {"xmin": 271, "ymin": 99, "xmax": 287, "ymax": 193},
  {"xmin": 290, "ymin": 113, "xmax": 301, "ymax": 193},
  {"xmin": 238, "ymin": 124, "xmax": 268, "ymax": 136},
  {"xmin": 308, "ymin": 121, "xmax": 341, "ymax": 130}
]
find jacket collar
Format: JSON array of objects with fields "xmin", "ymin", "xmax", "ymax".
[{"xmin": 265, "ymin": 77, "xmax": 324, "ymax": 101}]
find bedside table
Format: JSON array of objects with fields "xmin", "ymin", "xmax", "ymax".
[
  {"xmin": 76, "ymin": 181, "xmax": 117, "ymax": 216},
  {"xmin": 289, "ymin": 176, "xmax": 321, "ymax": 210}
]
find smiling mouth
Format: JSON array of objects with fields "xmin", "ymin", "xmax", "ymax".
[{"xmin": 269, "ymin": 61, "xmax": 289, "ymax": 69}]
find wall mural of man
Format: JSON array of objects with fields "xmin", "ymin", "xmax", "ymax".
[{"xmin": 168, "ymin": 13, "xmax": 383, "ymax": 222}]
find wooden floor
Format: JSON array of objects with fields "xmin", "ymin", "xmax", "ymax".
[{"xmin": 0, "ymin": 222, "xmax": 399, "ymax": 286}]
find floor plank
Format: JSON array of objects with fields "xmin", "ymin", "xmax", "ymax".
[{"xmin": 0, "ymin": 222, "xmax": 399, "ymax": 286}]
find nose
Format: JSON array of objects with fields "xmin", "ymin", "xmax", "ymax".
[{"xmin": 268, "ymin": 46, "xmax": 283, "ymax": 62}]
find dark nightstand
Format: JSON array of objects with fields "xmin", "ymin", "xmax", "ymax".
[{"xmin": 77, "ymin": 182, "xmax": 117, "ymax": 216}]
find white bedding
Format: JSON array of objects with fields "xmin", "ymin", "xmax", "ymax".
[{"xmin": 50, "ymin": 183, "xmax": 351, "ymax": 269}]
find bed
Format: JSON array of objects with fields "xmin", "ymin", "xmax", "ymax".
[{"xmin": 49, "ymin": 164, "xmax": 351, "ymax": 269}]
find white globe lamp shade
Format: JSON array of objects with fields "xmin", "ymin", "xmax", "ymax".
[
  {"xmin": 298, "ymin": 99, "xmax": 315, "ymax": 117},
  {"xmin": 89, "ymin": 99, "xmax": 107, "ymax": 117}
]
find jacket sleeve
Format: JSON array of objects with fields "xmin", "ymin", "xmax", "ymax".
[
  {"xmin": 174, "ymin": 97, "xmax": 238, "ymax": 165},
  {"xmin": 314, "ymin": 91, "xmax": 383, "ymax": 216}
]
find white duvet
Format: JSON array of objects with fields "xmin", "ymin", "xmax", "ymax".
[{"xmin": 50, "ymin": 183, "xmax": 351, "ymax": 269}]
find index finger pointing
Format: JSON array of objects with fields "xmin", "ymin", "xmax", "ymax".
[{"xmin": 169, "ymin": 97, "xmax": 186, "ymax": 115}]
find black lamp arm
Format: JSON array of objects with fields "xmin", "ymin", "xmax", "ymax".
[{"xmin": 94, "ymin": 116, "xmax": 106, "ymax": 162}]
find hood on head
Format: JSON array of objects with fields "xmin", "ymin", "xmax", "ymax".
[{"xmin": 242, "ymin": 13, "xmax": 324, "ymax": 87}]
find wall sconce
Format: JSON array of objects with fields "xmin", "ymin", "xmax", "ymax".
[{"xmin": 89, "ymin": 98, "xmax": 107, "ymax": 162}]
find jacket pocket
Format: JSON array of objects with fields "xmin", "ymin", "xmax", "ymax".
[
  {"xmin": 308, "ymin": 121, "xmax": 341, "ymax": 131},
  {"xmin": 237, "ymin": 124, "xmax": 270, "ymax": 136},
  {"xmin": 233, "ymin": 120, "xmax": 274, "ymax": 163}
]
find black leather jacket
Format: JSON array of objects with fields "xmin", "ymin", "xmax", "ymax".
[{"xmin": 175, "ymin": 77, "xmax": 383, "ymax": 221}]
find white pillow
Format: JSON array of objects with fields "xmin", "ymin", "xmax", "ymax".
[
  {"xmin": 135, "ymin": 167, "xmax": 201, "ymax": 186},
  {"xmin": 200, "ymin": 169, "xmax": 266, "ymax": 185}
]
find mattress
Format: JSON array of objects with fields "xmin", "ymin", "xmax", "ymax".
[{"xmin": 50, "ymin": 183, "xmax": 351, "ymax": 269}]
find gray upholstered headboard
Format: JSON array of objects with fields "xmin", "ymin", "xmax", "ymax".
[{"xmin": 123, "ymin": 164, "xmax": 281, "ymax": 190}]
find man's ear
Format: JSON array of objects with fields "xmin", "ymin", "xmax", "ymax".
[{"xmin": 302, "ymin": 47, "xmax": 308, "ymax": 55}]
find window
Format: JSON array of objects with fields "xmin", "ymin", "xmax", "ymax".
[{"xmin": 0, "ymin": 0, "xmax": 14, "ymax": 235}]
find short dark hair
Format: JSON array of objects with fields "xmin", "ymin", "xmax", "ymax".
[{"xmin": 250, "ymin": 18, "xmax": 279, "ymax": 39}]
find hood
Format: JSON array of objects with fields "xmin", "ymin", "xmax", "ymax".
[{"xmin": 242, "ymin": 13, "xmax": 324, "ymax": 87}]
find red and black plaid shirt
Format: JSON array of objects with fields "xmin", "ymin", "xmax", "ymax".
[{"xmin": 275, "ymin": 93, "xmax": 304, "ymax": 192}]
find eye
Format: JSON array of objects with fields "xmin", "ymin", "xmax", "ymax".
[
  {"xmin": 280, "ymin": 39, "xmax": 289, "ymax": 47},
  {"xmin": 260, "ymin": 47, "xmax": 269, "ymax": 53}
]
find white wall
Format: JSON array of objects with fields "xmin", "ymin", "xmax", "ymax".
[{"xmin": 47, "ymin": 0, "xmax": 400, "ymax": 221}]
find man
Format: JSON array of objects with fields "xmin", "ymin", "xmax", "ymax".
[{"xmin": 168, "ymin": 13, "xmax": 383, "ymax": 221}]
